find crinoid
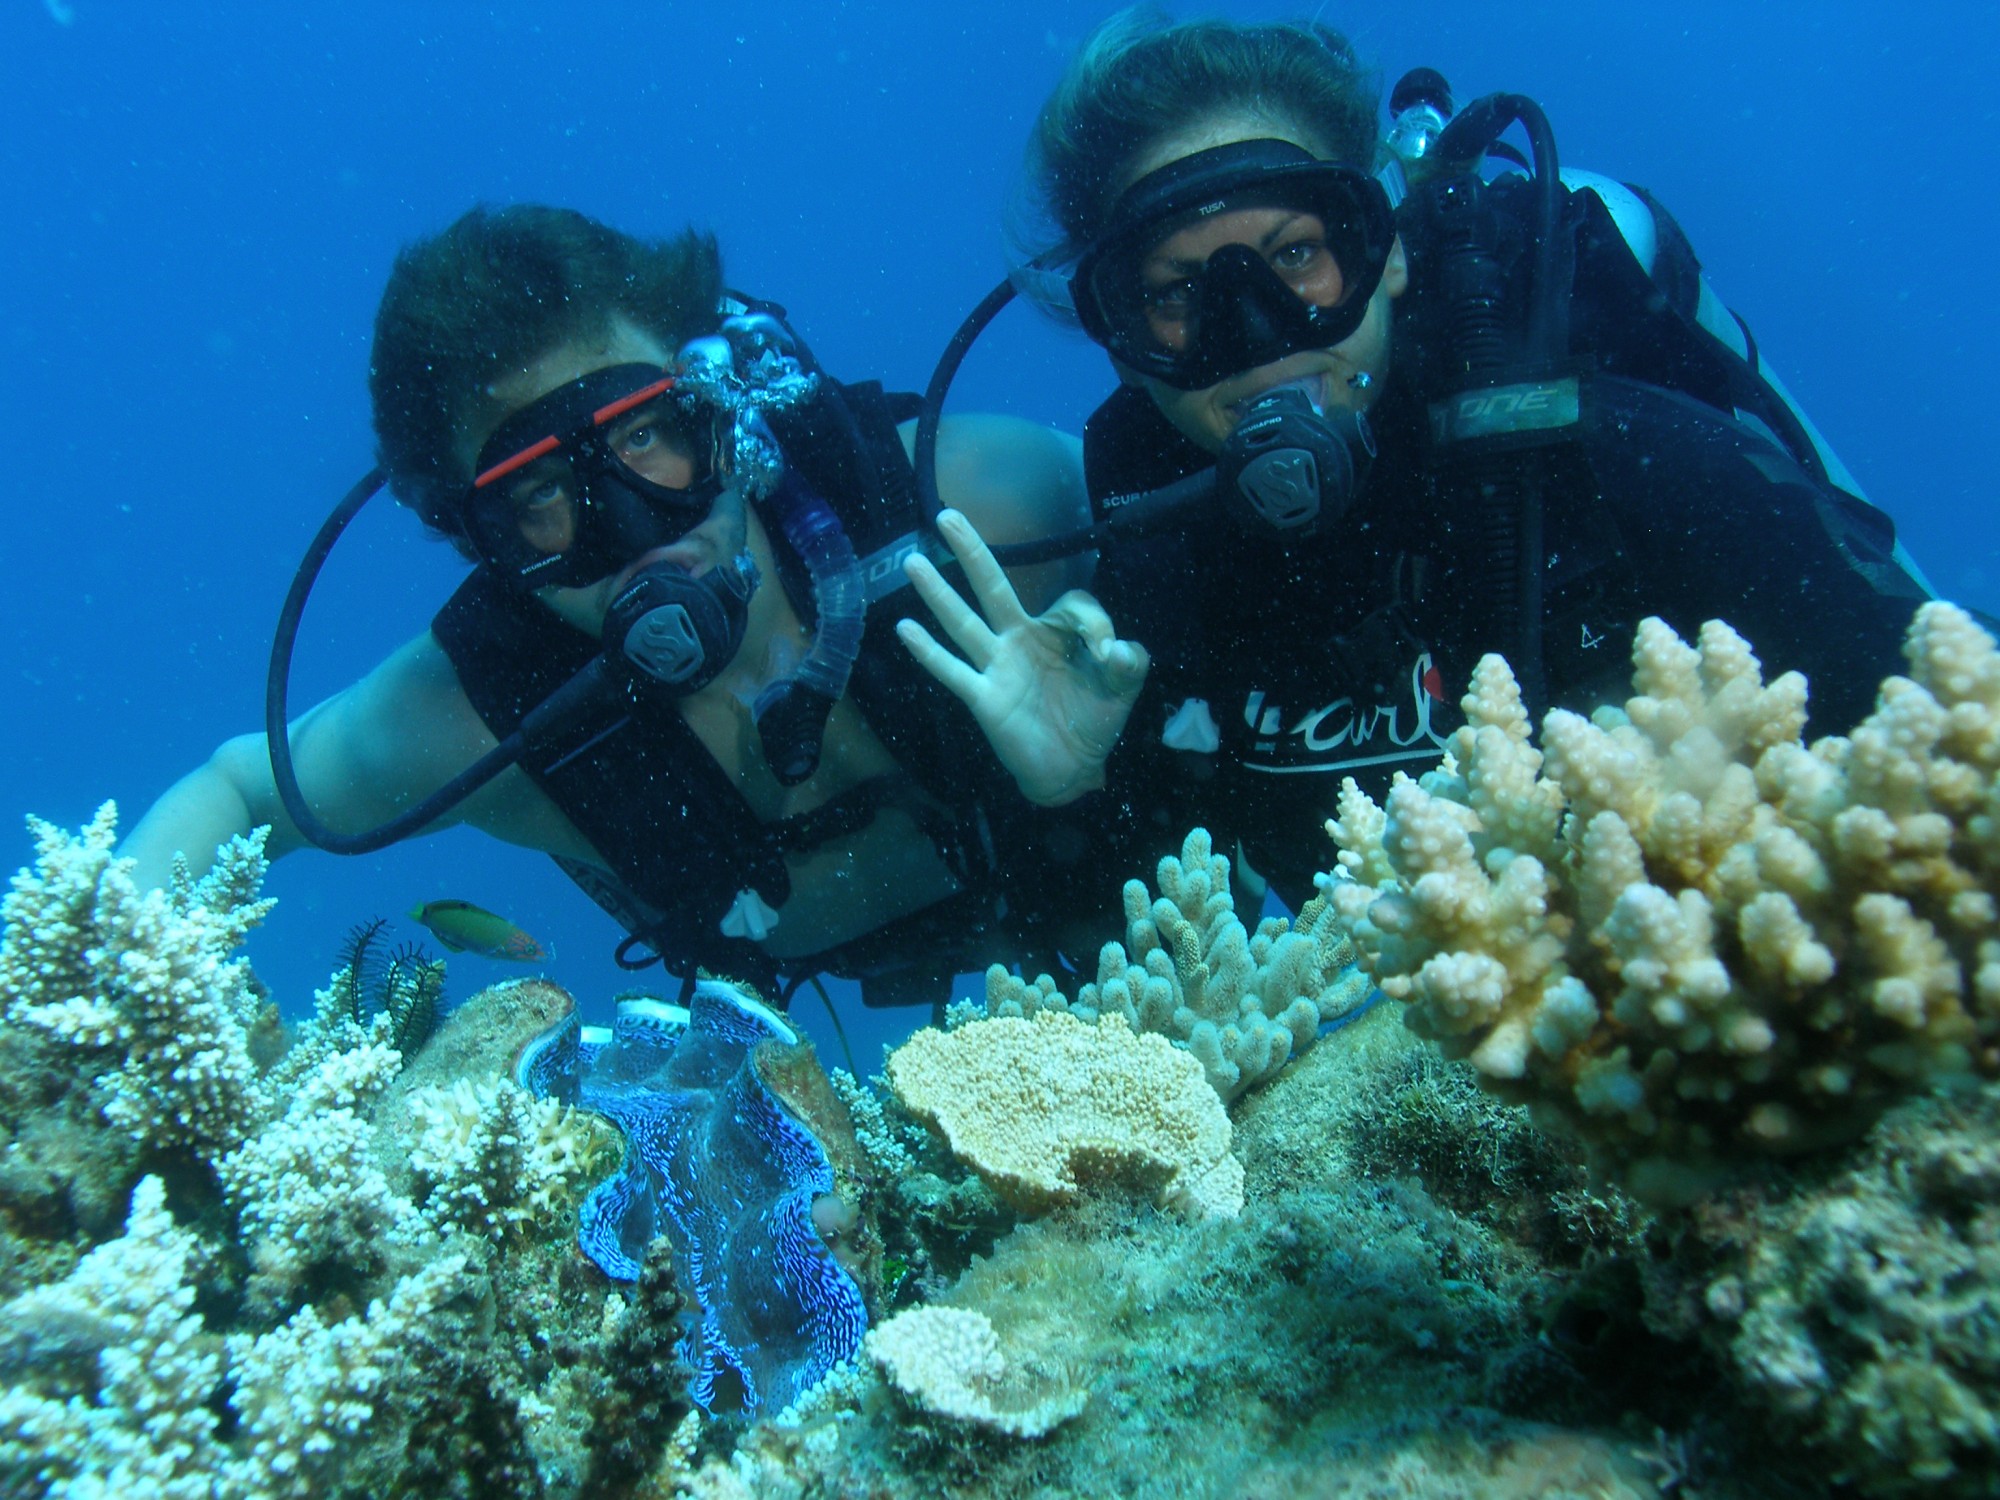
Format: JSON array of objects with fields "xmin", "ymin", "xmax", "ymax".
[{"xmin": 331, "ymin": 919, "xmax": 449, "ymax": 1061}]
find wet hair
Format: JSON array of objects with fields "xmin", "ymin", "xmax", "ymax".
[
  {"xmin": 368, "ymin": 204, "xmax": 724, "ymax": 552},
  {"xmin": 1026, "ymin": 7, "xmax": 1381, "ymax": 251}
]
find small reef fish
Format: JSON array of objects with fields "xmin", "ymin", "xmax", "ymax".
[{"xmin": 408, "ymin": 900, "xmax": 551, "ymax": 961}]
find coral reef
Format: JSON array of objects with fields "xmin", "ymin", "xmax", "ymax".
[
  {"xmin": 1632, "ymin": 1078, "xmax": 2000, "ymax": 1499},
  {"xmin": 678, "ymin": 1004, "xmax": 1681, "ymax": 1500},
  {"xmin": 866, "ymin": 1305, "xmax": 1086, "ymax": 1438},
  {"xmin": 4, "ymin": 804, "xmax": 274, "ymax": 1157},
  {"xmin": 0, "ymin": 811, "xmax": 688, "ymax": 1498},
  {"xmin": 980, "ymin": 827, "xmax": 1373, "ymax": 1099},
  {"xmin": 516, "ymin": 979, "xmax": 870, "ymax": 1417},
  {"xmin": 887, "ymin": 1009, "xmax": 1245, "ymax": 1220},
  {"xmin": 13, "ymin": 651, "xmax": 2000, "ymax": 1500},
  {"xmin": 1328, "ymin": 605, "xmax": 2000, "ymax": 1200},
  {"xmin": 218, "ymin": 1031, "xmax": 413, "ymax": 1304},
  {"xmin": 404, "ymin": 1075, "xmax": 613, "ymax": 1244},
  {"xmin": 0, "ymin": 1174, "xmax": 233, "ymax": 1496}
]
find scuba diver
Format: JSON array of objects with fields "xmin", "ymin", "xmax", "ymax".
[
  {"xmin": 901, "ymin": 9, "xmax": 1942, "ymax": 920},
  {"xmin": 121, "ymin": 205, "xmax": 1148, "ymax": 1009}
]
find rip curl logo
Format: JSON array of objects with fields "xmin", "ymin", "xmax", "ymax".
[{"xmin": 1239, "ymin": 652, "xmax": 1454, "ymax": 775}]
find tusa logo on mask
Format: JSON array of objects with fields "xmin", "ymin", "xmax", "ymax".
[{"xmin": 1238, "ymin": 651, "xmax": 1455, "ymax": 776}]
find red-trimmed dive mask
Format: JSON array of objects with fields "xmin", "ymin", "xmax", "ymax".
[
  {"xmin": 465, "ymin": 362, "xmax": 727, "ymax": 590},
  {"xmin": 1071, "ymin": 139, "xmax": 1396, "ymax": 392}
]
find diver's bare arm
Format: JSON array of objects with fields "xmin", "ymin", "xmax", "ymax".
[
  {"xmin": 898, "ymin": 414, "xmax": 1093, "ymax": 612},
  {"xmin": 119, "ymin": 633, "xmax": 512, "ymax": 891}
]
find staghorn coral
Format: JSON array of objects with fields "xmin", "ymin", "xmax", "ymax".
[
  {"xmin": 219, "ymin": 1029, "xmax": 421, "ymax": 1304},
  {"xmin": 225, "ymin": 1251, "xmax": 473, "ymax": 1499},
  {"xmin": 866, "ymin": 1305, "xmax": 1086, "ymax": 1439},
  {"xmin": 1328, "ymin": 605, "xmax": 2000, "ymax": 1200},
  {"xmin": 982, "ymin": 827, "xmax": 1372, "ymax": 1099},
  {"xmin": 3, "ymin": 805, "xmax": 274, "ymax": 1158},
  {"xmin": 0, "ymin": 1175, "xmax": 231, "ymax": 1498},
  {"xmin": 886, "ymin": 1009, "xmax": 1245, "ymax": 1220}
]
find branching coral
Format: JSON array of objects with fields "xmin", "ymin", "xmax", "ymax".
[
  {"xmin": 226, "ymin": 1251, "xmax": 471, "ymax": 1499},
  {"xmin": 0, "ymin": 1175, "xmax": 230, "ymax": 1497},
  {"xmin": 405, "ymin": 1076, "xmax": 614, "ymax": 1244},
  {"xmin": 983, "ymin": 828, "xmax": 1372, "ymax": 1100},
  {"xmin": 220, "ymin": 1031, "xmax": 420, "ymax": 1300},
  {"xmin": 3, "ymin": 805, "xmax": 274, "ymax": 1156},
  {"xmin": 1328, "ymin": 605, "xmax": 2000, "ymax": 1199}
]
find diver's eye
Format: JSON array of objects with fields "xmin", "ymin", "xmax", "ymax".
[
  {"xmin": 1270, "ymin": 241, "xmax": 1323, "ymax": 271},
  {"xmin": 618, "ymin": 421, "xmax": 659, "ymax": 455},
  {"xmin": 1142, "ymin": 279, "xmax": 1197, "ymax": 316},
  {"xmin": 506, "ymin": 470, "xmax": 572, "ymax": 512}
]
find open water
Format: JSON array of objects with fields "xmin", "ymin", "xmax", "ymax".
[{"xmin": 2, "ymin": 0, "xmax": 1994, "ymax": 1061}]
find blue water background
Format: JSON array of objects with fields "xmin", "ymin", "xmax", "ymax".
[{"xmin": 4, "ymin": 1, "xmax": 1994, "ymax": 1068}]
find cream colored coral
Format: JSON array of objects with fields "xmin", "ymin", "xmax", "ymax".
[
  {"xmin": 0, "ymin": 1176, "xmax": 231, "ymax": 1498},
  {"xmin": 2, "ymin": 805, "xmax": 273, "ymax": 1156},
  {"xmin": 220, "ymin": 1033, "xmax": 421, "ymax": 1294},
  {"xmin": 405, "ymin": 1076, "xmax": 610, "ymax": 1242},
  {"xmin": 226, "ymin": 1253, "xmax": 468, "ymax": 1498},
  {"xmin": 982, "ymin": 827, "xmax": 1372, "ymax": 1100},
  {"xmin": 865, "ymin": 1306, "xmax": 1086, "ymax": 1438},
  {"xmin": 1329, "ymin": 607, "xmax": 2000, "ymax": 1199},
  {"xmin": 885, "ymin": 1009, "xmax": 1244, "ymax": 1219}
]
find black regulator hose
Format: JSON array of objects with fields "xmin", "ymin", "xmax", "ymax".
[
  {"xmin": 1426, "ymin": 92, "xmax": 1564, "ymax": 712},
  {"xmin": 266, "ymin": 467, "xmax": 615, "ymax": 855},
  {"xmin": 913, "ymin": 274, "xmax": 1219, "ymax": 566}
]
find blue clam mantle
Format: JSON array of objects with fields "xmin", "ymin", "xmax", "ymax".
[{"xmin": 516, "ymin": 978, "xmax": 867, "ymax": 1414}]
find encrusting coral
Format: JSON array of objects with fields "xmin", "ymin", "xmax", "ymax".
[
  {"xmin": 981, "ymin": 827, "xmax": 1372, "ymax": 1100},
  {"xmin": 886, "ymin": 1008, "xmax": 1245, "ymax": 1220},
  {"xmin": 865, "ymin": 1304, "xmax": 1086, "ymax": 1438},
  {"xmin": 1328, "ymin": 604, "xmax": 2000, "ymax": 1200}
]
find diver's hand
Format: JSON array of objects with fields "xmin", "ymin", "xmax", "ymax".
[{"xmin": 896, "ymin": 508, "xmax": 1149, "ymax": 806}]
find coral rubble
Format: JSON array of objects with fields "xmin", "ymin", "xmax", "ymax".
[{"xmin": 1329, "ymin": 605, "xmax": 2000, "ymax": 1200}]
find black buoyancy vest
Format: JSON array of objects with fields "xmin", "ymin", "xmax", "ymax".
[
  {"xmin": 1081, "ymin": 176, "xmax": 1929, "ymax": 906},
  {"xmin": 431, "ymin": 378, "xmax": 1018, "ymax": 994}
]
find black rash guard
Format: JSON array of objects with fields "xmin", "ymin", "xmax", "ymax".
[{"xmin": 1078, "ymin": 175, "xmax": 1934, "ymax": 911}]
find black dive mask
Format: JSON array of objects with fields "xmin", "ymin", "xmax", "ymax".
[
  {"xmin": 465, "ymin": 363, "xmax": 725, "ymax": 590},
  {"xmin": 1071, "ymin": 139, "xmax": 1395, "ymax": 391},
  {"xmin": 1215, "ymin": 383, "xmax": 1375, "ymax": 536}
]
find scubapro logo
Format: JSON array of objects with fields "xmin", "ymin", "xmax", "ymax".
[{"xmin": 1240, "ymin": 652, "xmax": 1453, "ymax": 775}]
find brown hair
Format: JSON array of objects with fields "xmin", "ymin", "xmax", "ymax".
[
  {"xmin": 368, "ymin": 204, "xmax": 723, "ymax": 552},
  {"xmin": 1027, "ymin": 7, "xmax": 1381, "ymax": 250}
]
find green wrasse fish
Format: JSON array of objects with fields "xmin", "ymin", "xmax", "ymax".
[{"xmin": 408, "ymin": 900, "xmax": 551, "ymax": 961}]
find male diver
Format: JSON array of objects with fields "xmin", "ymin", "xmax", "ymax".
[
  {"xmin": 123, "ymin": 206, "xmax": 1148, "ymax": 1008},
  {"xmin": 904, "ymin": 11, "xmax": 1940, "ymax": 919}
]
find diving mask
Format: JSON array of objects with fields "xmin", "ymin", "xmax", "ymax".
[
  {"xmin": 1071, "ymin": 138, "xmax": 1396, "ymax": 391},
  {"xmin": 465, "ymin": 362, "xmax": 725, "ymax": 590}
]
